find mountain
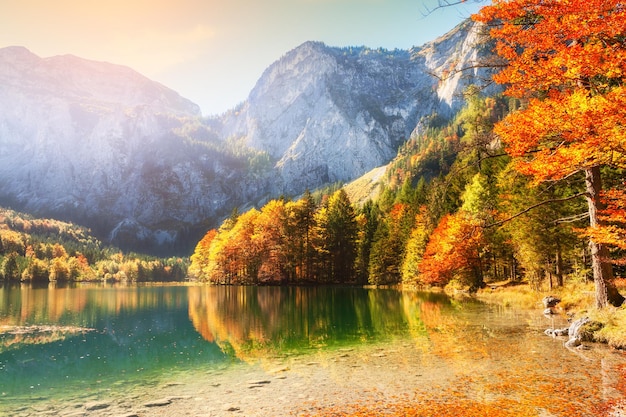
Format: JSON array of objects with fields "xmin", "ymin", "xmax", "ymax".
[
  {"xmin": 215, "ymin": 20, "xmax": 496, "ymax": 194},
  {"xmin": 0, "ymin": 20, "xmax": 496, "ymax": 253},
  {"xmin": 0, "ymin": 46, "xmax": 272, "ymax": 252}
]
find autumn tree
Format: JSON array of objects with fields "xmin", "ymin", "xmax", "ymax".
[
  {"xmin": 2, "ymin": 252, "xmax": 21, "ymax": 280},
  {"xmin": 202, "ymin": 215, "xmax": 249, "ymax": 284},
  {"xmin": 189, "ymin": 229, "xmax": 218, "ymax": 279},
  {"xmin": 401, "ymin": 206, "xmax": 432, "ymax": 286},
  {"xmin": 225, "ymin": 208, "xmax": 261, "ymax": 283},
  {"xmin": 253, "ymin": 199, "xmax": 289, "ymax": 283},
  {"xmin": 22, "ymin": 258, "xmax": 49, "ymax": 282},
  {"xmin": 475, "ymin": 0, "xmax": 626, "ymax": 307},
  {"xmin": 419, "ymin": 211, "xmax": 485, "ymax": 290}
]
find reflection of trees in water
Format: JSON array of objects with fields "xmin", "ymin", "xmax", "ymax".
[
  {"xmin": 187, "ymin": 286, "xmax": 440, "ymax": 361},
  {"xmin": 0, "ymin": 285, "xmax": 226, "ymax": 399},
  {"xmin": 0, "ymin": 283, "xmax": 188, "ymax": 327}
]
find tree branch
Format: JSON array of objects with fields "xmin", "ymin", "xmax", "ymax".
[
  {"xmin": 554, "ymin": 212, "xmax": 590, "ymax": 224},
  {"xmin": 421, "ymin": 0, "xmax": 485, "ymax": 16},
  {"xmin": 485, "ymin": 192, "xmax": 587, "ymax": 228}
]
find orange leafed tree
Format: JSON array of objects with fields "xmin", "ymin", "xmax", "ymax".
[
  {"xmin": 189, "ymin": 229, "xmax": 217, "ymax": 279},
  {"xmin": 252, "ymin": 199, "xmax": 289, "ymax": 283},
  {"xmin": 475, "ymin": 0, "xmax": 626, "ymax": 307},
  {"xmin": 419, "ymin": 212, "xmax": 484, "ymax": 289}
]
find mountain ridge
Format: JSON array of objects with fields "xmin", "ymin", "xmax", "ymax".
[{"xmin": 0, "ymin": 19, "xmax": 496, "ymax": 253}]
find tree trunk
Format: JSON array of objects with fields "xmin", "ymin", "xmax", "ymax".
[
  {"xmin": 555, "ymin": 243, "xmax": 564, "ymax": 287},
  {"xmin": 585, "ymin": 166, "xmax": 625, "ymax": 308}
]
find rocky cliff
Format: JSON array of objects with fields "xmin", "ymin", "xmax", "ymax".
[
  {"xmin": 0, "ymin": 46, "xmax": 272, "ymax": 252},
  {"xmin": 0, "ymin": 20, "xmax": 495, "ymax": 253},
  {"xmin": 216, "ymin": 20, "xmax": 496, "ymax": 194}
]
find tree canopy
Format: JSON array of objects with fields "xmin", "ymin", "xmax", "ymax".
[{"xmin": 475, "ymin": 0, "xmax": 626, "ymax": 307}]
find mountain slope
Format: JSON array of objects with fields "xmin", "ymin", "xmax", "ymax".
[
  {"xmin": 0, "ymin": 46, "xmax": 271, "ymax": 252},
  {"xmin": 0, "ymin": 20, "xmax": 496, "ymax": 253},
  {"xmin": 216, "ymin": 20, "xmax": 496, "ymax": 194}
]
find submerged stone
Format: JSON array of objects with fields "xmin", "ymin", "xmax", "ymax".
[
  {"xmin": 143, "ymin": 398, "xmax": 172, "ymax": 407},
  {"xmin": 545, "ymin": 328, "xmax": 569, "ymax": 337},
  {"xmin": 84, "ymin": 401, "xmax": 110, "ymax": 411}
]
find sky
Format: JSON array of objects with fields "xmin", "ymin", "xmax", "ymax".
[{"xmin": 1, "ymin": 0, "xmax": 487, "ymax": 116}]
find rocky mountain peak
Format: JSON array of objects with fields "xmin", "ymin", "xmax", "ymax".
[
  {"xmin": 0, "ymin": 46, "xmax": 201, "ymax": 117},
  {"xmin": 0, "ymin": 20, "xmax": 497, "ymax": 253},
  {"xmin": 217, "ymin": 19, "xmax": 494, "ymax": 195}
]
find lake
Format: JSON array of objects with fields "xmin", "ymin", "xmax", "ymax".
[{"xmin": 0, "ymin": 283, "xmax": 625, "ymax": 416}]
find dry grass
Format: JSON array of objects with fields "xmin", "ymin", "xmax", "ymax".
[
  {"xmin": 590, "ymin": 306, "xmax": 626, "ymax": 349},
  {"xmin": 475, "ymin": 280, "xmax": 545, "ymax": 309}
]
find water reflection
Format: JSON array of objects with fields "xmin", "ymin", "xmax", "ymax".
[
  {"xmin": 0, "ymin": 282, "xmax": 190, "ymax": 327},
  {"xmin": 187, "ymin": 286, "xmax": 454, "ymax": 360},
  {"xmin": 0, "ymin": 284, "xmax": 227, "ymax": 405},
  {"xmin": 1, "ymin": 284, "xmax": 624, "ymax": 416}
]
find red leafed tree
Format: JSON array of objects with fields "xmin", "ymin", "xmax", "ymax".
[
  {"xmin": 419, "ymin": 212, "xmax": 484, "ymax": 290},
  {"xmin": 475, "ymin": 0, "xmax": 626, "ymax": 307}
]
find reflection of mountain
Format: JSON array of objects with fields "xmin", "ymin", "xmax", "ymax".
[{"xmin": 187, "ymin": 286, "xmax": 432, "ymax": 361}]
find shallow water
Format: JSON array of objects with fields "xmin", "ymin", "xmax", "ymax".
[{"xmin": 0, "ymin": 283, "xmax": 624, "ymax": 416}]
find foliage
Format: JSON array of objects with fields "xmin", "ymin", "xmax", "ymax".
[
  {"xmin": 368, "ymin": 202, "xmax": 414, "ymax": 285},
  {"xmin": 400, "ymin": 206, "xmax": 432, "ymax": 286},
  {"xmin": 419, "ymin": 211, "xmax": 485, "ymax": 290},
  {"xmin": 191, "ymin": 190, "xmax": 360, "ymax": 284},
  {"xmin": 0, "ymin": 208, "xmax": 188, "ymax": 283},
  {"xmin": 475, "ymin": 0, "xmax": 626, "ymax": 308}
]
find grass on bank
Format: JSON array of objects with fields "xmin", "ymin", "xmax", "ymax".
[{"xmin": 473, "ymin": 278, "xmax": 626, "ymax": 349}]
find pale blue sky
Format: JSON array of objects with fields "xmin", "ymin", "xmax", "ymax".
[{"xmin": 1, "ymin": 0, "xmax": 487, "ymax": 115}]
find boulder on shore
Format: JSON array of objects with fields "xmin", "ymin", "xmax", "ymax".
[
  {"xmin": 542, "ymin": 296, "xmax": 561, "ymax": 308},
  {"xmin": 563, "ymin": 317, "xmax": 604, "ymax": 349}
]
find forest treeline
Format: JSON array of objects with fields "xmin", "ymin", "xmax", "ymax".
[
  {"xmin": 190, "ymin": 89, "xmax": 619, "ymax": 290},
  {"xmin": 0, "ymin": 209, "xmax": 187, "ymax": 283},
  {"xmin": 191, "ymin": 0, "xmax": 626, "ymax": 311}
]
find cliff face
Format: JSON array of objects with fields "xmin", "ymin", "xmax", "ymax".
[
  {"xmin": 0, "ymin": 46, "xmax": 267, "ymax": 251},
  {"xmin": 217, "ymin": 20, "xmax": 495, "ymax": 194},
  {"xmin": 0, "ymin": 20, "xmax": 495, "ymax": 252}
]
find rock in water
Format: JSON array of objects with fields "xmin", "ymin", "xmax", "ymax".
[
  {"xmin": 545, "ymin": 328, "xmax": 569, "ymax": 337},
  {"xmin": 143, "ymin": 398, "xmax": 172, "ymax": 407},
  {"xmin": 564, "ymin": 317, "xmax": 603, "ymax": 349},
  {"xmin": 84, "ymin": 401, "xmax": 110, "ymax": 411}
]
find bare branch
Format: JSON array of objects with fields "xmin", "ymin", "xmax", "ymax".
[
  {"xmin": 422, "ymin": 0, "xmax": 483, "ymax": 16},
  {"xmin": 554, "ymin": 212, "xmax": 590, "ymax": 224},
  {"xmin": 485, "ymin": 192, "xmax": 587, "ymax": 228}
]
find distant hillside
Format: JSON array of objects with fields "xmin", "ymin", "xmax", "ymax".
[{"xmin": 0, "ymin": 207, "xmax": 187, "ymax": 282}]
